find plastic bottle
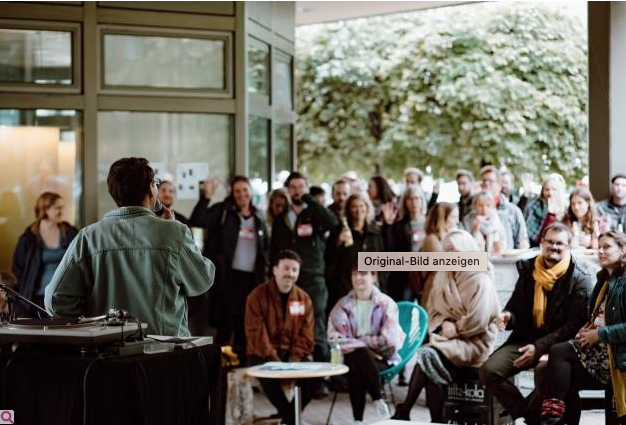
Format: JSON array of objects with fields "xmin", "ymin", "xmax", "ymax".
[
  {"xmin": 330, "ymin": 336, "xmax": 343, "ymax": 365},
  {"xmin": 341, "ymin": 217, "xmax": 353, "ymax": 247}
]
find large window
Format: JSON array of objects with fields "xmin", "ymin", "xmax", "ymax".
[
  {"xmin": 247, "ymin": 37, "xmax": 270, "ymax": 96},
  {"xmin": 0, "ymin": 21, "xmax": 80, "ymax": 91},
  {"xmin": 274, "ymin": 123, "xmax": 292, "ymax": 188},
  {"xmin": 100, "ymin": 26, "xmax": 231, "ymax": 96},
  {"xmin": 0, "ymin": 109, "xmax": 82, "ymax": 272},
  {"xmin": 97, "ymin": 111, "xmax": 232, "ymax": 218},
  {"xmin": 248, "ymin": 116, "xmax": 270, "ymax": 209},
  {"xmin": 274, "ymin": 51, "xmax": 293, "ymax": 110}
]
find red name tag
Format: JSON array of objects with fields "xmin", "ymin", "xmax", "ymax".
[
  {"xmin": 239, "ymin": 226, "xmax": 255, "ymax": 240},
  {"xmin": 289, "ymin": 301, "xmax": 305, "ymax": 316},
  {"xmin": 412, "ymin": 230, "xmax": 424, "ymax": 243},
  {"xmin": 297, "ymin": 224, "xmax": 313, "ymax": 237}
]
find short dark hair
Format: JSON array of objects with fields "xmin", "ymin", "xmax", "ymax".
[
  {"xmin": 274, "ymin": 249, "xmax": 302, "ymax": 266},
  {"xmin": 309, "ymin": 186, "xmax": 325, "ymax": 197},
  {"xmin": 230, "ymin": 175, "xmax": 251, "ymax": 193},
  {"xmin": 284, "ymin": 171, "xmax": 308, "ymax": 187},
  {"xmin": 542, "ymin": 222, "xmax": 573, "ymax": 245},
  {"xmin": 107, "ymin": 157, "xmax": 154, "ymax": 207},
  {"xmin": 612, "ymin": 174, "xmax": 626, "ymax": 183}
]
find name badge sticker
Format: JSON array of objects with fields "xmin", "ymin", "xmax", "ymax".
[
  {"xmin": 289, "ymin": 301, "xmax": 305, "ymax": 316},
  {"xmin": 239, "ymin": 226, "xmax": 255, "ymax": 240},
  {"xmin": 297, "ymin": 224, "xmax": 313, "ymax": 237}
]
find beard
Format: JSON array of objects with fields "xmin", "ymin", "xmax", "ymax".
[{"xmin": 292, "ymin": 197, "xmax": 304, "ymax": 206}]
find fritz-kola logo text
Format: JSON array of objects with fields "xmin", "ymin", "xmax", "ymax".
[{"xmin": 447, "ymin": 382, "xmax": 485, "ymax": 402}]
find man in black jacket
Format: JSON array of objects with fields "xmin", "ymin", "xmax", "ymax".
[
  {"xmin": 479, "ymin": 223, "xmax": 593, "ymax": 424},
  {"xmin": 270, "ymin": 172, "xmax": 338, "ymax": 392}
]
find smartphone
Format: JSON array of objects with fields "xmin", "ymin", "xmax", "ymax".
[{"xmin": 153, "ymin": 198, "xmax": 164, "ymax": 216}]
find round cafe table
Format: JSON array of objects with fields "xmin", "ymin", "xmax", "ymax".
[{"xmin": 247, "ymin": 361, "xmax": 349, "ymax": 425}]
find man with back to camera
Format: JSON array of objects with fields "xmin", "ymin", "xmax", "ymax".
[
  {"xmin": 157, "ymin": 180, "xmax": 190, "ymax": 226},
  {"xmin": 479, "ymin": 223, "xmax": 593, "ymax": 424},
  {"xmin": 245, "ymin": 249, "xmax": 316, "ymax": 425},
  {"xmin": 45, "ymin": 157, "xmax": 215, "ymax": 337}
]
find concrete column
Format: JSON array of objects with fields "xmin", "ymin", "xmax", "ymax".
[{"xmin": 588, "ymin": 2, "xmax": 626, "ymax": 199}]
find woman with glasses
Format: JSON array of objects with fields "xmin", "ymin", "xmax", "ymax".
[{"xmin": 540, "ymin": 231, "xmax": 626, "ymax": 424}]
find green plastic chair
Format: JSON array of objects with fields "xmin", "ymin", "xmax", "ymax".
[
  {"xmin": 379, "ymin": 301, "xmax": 428, "ymax": 405},
  {"xmin": 325, "ymin": 301, "xmax": 428, "ymax": 424}
]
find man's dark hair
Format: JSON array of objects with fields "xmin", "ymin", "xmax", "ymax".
[
  {"xmin": 274, "ymin": 249, "xmax": 302, "ymax": 266},
  {"xmin": 542, "ymin": 222, "xmax": 573, "ymax": 245},
  {"xmin": 309, "ymin": 186, "xmax": 325, "ymax": 197},
  {"xmin": 107, "ymin": 157, "xmax": 154, "ymax": 207},
  {"xmin": 284, "ymin": 171, "xmax": 308, "ymax": 187}
]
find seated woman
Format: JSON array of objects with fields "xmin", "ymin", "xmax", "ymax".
[
  {"xmin": 524, "ymin": 173, "xmax": 567, "ymax": 247},
  {"xmin": 462, "ymin": 191, "xmax": 507, "ymax": 256},
  {"xmin": 540, "ymin": 231, "xmax": 626, "ymax": 424},
  {"xmin": 561, "ymin": 188, "xmax": 600, "ymax": 249},
  {"xmin": 327, "ymin": 266, "xmax": 406, "ymax": 424},
  {"xmin": 392, "ymin": 229, "xmax": 500, "ymax": 422}
]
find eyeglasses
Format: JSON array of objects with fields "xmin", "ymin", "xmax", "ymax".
[
  {"xmin": 153, "ymin": 177, "xmax": 161, "ymax": 187},
  {"xmin": 542, "ymin": 239, "xmax": 568, "ymax": 249}
]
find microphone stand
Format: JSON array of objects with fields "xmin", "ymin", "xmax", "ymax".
[{"xmin": 0, "ymin": 283, "xmax": 50, "ymax": 319}]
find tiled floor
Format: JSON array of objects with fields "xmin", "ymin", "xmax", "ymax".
[{"xmin": 251, "ymin": 377, "xmax": 605, "ymax": 425}]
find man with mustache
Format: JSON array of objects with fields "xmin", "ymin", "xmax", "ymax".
[
  {"xmin": 479, "ymin": 223, "xmax": 593, "ymax": 424},
  {"xmin": 245, "ymin": 250, "xmax": 315, "ymax": 425},
  {"xmin": 270, "ymin": 171, "xmax": 338, "ymax": 397}
]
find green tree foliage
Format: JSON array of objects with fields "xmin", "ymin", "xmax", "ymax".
[{"xmin": 296, "ymin": 3, "xmax": 587, "ymax": 185}]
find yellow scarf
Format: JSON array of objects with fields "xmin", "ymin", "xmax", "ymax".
[{"xmin": 531, "ymin": 253, "xmax": 571, "ymax": 328}]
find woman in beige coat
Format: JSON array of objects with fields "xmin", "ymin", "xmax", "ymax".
[{"xmin": 392, "ymin": 229, "xmax": 500, "ymax": 422}]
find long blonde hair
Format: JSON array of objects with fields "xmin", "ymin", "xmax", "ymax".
[
  {"xmin": 30, "ymin": 192, "xmax": 66, "ymax": 236},
  {"xmin": 540, "ymin": 173, "xmax": 567, "ymax": 218}
]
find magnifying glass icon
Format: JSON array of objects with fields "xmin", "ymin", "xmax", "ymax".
[{"xmin": 0, "ymin": 411, "xmax": 13, "ymax": 424}]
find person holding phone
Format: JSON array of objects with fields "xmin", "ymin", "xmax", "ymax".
[{"xmin": 45, "ymin": 157, "xmax": 215, "ymax": 337}]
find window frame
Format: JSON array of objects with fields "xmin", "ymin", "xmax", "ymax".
[
  {"xmin": 98, "ymin": 25, "xmax": 233, "ymax": 98},
  {"xmin": 0, "ymin": 19, "xmax": 82, "ymax": 93}
]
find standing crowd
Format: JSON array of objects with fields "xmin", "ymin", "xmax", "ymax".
[{"xmin": 3, "ymin": 158, "xmax": 626, "ymax": 425}]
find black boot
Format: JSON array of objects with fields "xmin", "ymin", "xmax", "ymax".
[{"xmin": 390, "ymin": 403, "xmax": 411, "ymax": 420}]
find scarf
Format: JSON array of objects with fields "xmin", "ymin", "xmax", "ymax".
[{"xmin": 531, "ymin": 253, "xmax": 571, "ymax": 328}]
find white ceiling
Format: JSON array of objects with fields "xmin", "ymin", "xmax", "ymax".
[{"xmin": 295, "ymin": 1, "xmax": 472, "ymax": 26}]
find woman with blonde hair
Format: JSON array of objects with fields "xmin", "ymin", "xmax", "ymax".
[
  {"xmin": 327, "ymin": 193, "xmax": 383, "ymax": 310},
  {"xmin": 392, "ymin": 229, "xmax": 500, "ymax": 421},
  {"xmin": 463, "ymin": 191, "xmax": 507, "ymax": 256},
  {"xmin": 382, "ymin": 186, "xmax": 428, "ymax": 302},
  {"xmin": 525, "ymin": 173, "xmax": 568, "ymax": 247},
  {"xmin": 266, "ymin": 188, "xmax": 290, "ymax": 236},
  {"xmin": 12, "ymin": 192, "xmax": 78, "ymax": 317}
]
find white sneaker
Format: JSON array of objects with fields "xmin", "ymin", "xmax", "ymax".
[
  {"xmin": 374, "ymin": 399, "xmax": 391, "ymax": 419},
  {"xmin": 350, "ymin": 421, "xmax": 363, "ymax": 425}
]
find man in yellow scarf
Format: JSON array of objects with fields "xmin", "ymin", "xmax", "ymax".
[{"xmin": 479, "ymin": 223, "xmax": 593, "ymax": 425}]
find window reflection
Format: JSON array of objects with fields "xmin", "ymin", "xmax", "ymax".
[
  {"xmin": 248, "ymin": 116, "xmax": 269, "ymax": 209},
  {"xmin": 97, "ymin": 111, "xmax": 232, "ymax": 218},
  {"xmin": 0, "ymin": 28, "xmax": 73, "ymax": 84},
  {"xmin": 0, "ymin": 109, "xmax": 82, "ymax": 272},
  {"xmin": 247, "ymin": 38, "xmax": 270, "ymax": 95}
]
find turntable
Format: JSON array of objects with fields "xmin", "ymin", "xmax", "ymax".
[{"xmin": 0, "ymin": 317, "xmax": 148, "ymax": 345}]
